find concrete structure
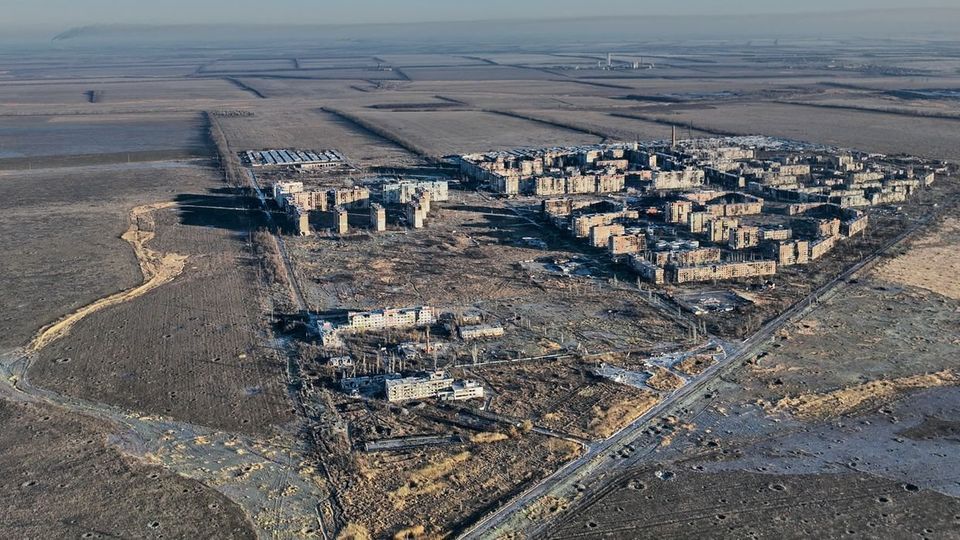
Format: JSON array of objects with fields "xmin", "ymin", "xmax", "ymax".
[
  {"xmin": 770, "ymin": 240, "xmax": 810, "ymax": 266},
  {"xmin": 608, "ymin": 234, "xmax": 646, "ymax": 256},
  {"xmin": 414, "ymin": 189, "xmax": 431, "ymax": 214},
  {"xmin": 808, "ymin": 235, "xmax": 839, "ymax": 260},
  {"xmin": 290, "ymin": 190, "xmax": 328, "ymax": 211},
  {"xmin": 459, "ymin": 324, "xmax": 505, "ymax": 340},
  {"xmin": 573, "ymin": 212, "xmax": 627, "ymax": 238},
  {"xmin": 728, "ymin": 226, "xmax": 761, "ymax": 249},
  {"xmin": 334, "ymin": 206, "xmax": 349, "ymax": 235},
  {"xmin": 630, "ymin": 256, "xmax": 665, "ymax": 284},
  {"xmin": 651, "ymin": 169, "xmax": 705, "ymax": 190},
  {"xmin": 385, "ymin": 371, "xmax": 484, "ymax": 402},
  {"xmin": 346, "ymin": 306, "xmax": 436, "ymax": 332},
  {"xmin": 707, "ymin": 217, "xmax": 740, "ymax": 243},
  {"xmin": 666, "ymin": 200, "xmax": 693, "ymax": 224},
  {"xmin": 842, "ymin": 213, "xmax": 868, "ymax": 237},
  {"xmin": 246, "ymin": 149, "xmax": 345, "ymax": 169},
  {"xmin": 493, "ymin": 175, "xmax": 520, "ymax": 195},
  {"xmin": 652, "ymin": 247, "xmax": 721, "ymax": 267},
  {"xmin": 340, "ymin": 373, "xmax": 401, "ymax": 395},
  {"xmin": 459, "ymin": 137, "xmax": 951, "ymax": 288},
  {"xmin": 329, "ymin": 187, "xmax": 370, "ymax": 209},
  {"xmin": 760, "ymin": 228, "xmax": 792, "ymax": 241},
  {"xmin": 406, "ymin": 202, "xmax": 425, "ymax": 229},
  {"xmin": 293, "ymin": 207, "xmax": 311, "ymax": 236},
  {"xmin": 687, "ymin": 211, "xmax": 712, "ymax": 233},
  {"xmin": 382, "ymin": 180, "xmax": 449, "ymax": 204},
  {"xmin": 793, "ymin": 218, "xmax": 840, "ymax": 239},
  {"xmin": 589, "ymin": 224, "xmax": 625, "ymax": 248},
  {"xmin": 370, "ymin": 203, "xmax": 386, "ymax": 232},
  {"xmin": 670, "ymin": 260, "xmax": 777, "ymax": 284},
  {"xmin": 318, "ymin": 320, "xmax": 344, "ymax": 348}
]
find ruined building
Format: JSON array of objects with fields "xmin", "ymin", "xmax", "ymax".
[
  {"xmin": 406, "ymin": 202, "xmax": 425, "ymax": 229},
  {"xmin": 385, "ymin": 371, "xmax": 484, "ymax": 403},
  {"xmin": 370, "ymin": 203, "xmax": 386, "ymax": 232},
  {"xmin": 334, "ymin": 206, "xmax": 349, "ymax": 235}
]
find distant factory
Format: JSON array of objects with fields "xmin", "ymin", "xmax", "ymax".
[{"xmin": 243, "ymin": 148, "xmax": 346, "ymax": 170}]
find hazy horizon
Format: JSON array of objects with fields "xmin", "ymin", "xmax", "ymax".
[{"xmin": 2, "ymin": 0, "xmax": 958, "ymax": 33}]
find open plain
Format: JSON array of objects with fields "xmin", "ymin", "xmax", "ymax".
[{"xmin": 1, "ymin": 17, "xmax": 960, "ymax": 540}]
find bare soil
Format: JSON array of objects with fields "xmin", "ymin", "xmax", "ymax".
[
  {"xmin": 0, "ymin": 399, "xmax": 254, "ymax": 539},
  {"xmin": 547, "ymin": 467, "xmax": 960, "ymax": 539},
  {"xmin": 28, "ymin": 192, "xmax": 293, "ymax": 435}
]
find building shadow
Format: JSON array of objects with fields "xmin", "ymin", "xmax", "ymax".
[{"xmin": 174, "ymin": 187, "xmax": 270, "ymax": 231}]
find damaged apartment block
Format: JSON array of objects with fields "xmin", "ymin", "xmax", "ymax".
[{"xmin": 459, "ymin": 136, "xmax": 942, "ymax": 286}]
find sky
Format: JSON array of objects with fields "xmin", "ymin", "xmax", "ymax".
[{"xmin": 3, "ymin": 0, "xmax": 957, "ymax": 30}]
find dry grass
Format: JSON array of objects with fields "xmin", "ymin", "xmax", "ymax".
[
  {"xmin": 587, "ymin": 393, "xmax": 659, "ymax": 438},
  {"xmin": 646, "ymin": 366, "xmax": 685, "ymax": 392},
  {"xmin": 771, "ymin": 370, "xmax": 958, "ymax": 419},
  {"xmin": 676, "ymin": 354, "xmax": 717, "ymax": 376},
  {"xmin": 252, "ymin": 229, "xmax": 288, "ymax": 286},
  {"xmin": 392, "ymin": 524, "xmax": 428, "ymax": 540},
  {"xmin": 523, "ymin": 496, "xmax": 570, "ymax": 522},
  {"xmin": 470, "ymin": 432, "xmax": 510, "ymax": 444},
  {"xmin": 874, "ymin": 218, "xmax": 960, "ymax": 300},
  {"xmin": 389, "ymin": 452, "xmax": 473, "ymax": 509},
  {"xmin": 337, "ymin": 523, "xmax": 372, "ymax": 540},
  {"xmin": 29, "ymin": 202, "xmax": 187, "ymax": 351},
  {"xmin": 341, "ymin": 109, "xmax": 600, "ymax": 156}
]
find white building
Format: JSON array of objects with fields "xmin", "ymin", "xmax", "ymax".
[
  {"xmin": 273, "ymin": 181, "xmax": 304, "ymax": 202},
  {"xmin": 458, "ymin": 324, "xmax": 505, "ymax": 341},
  {"xmin": 346, "ymin": 306, "xmax": 436, "ymax": 331},
  {"xmin": 385, "ymin": 371, "xmax": 484, "ymax": 402},
  {"xmin": 383, "ymin": 180, "xmax": 449, "ymax": 204}
]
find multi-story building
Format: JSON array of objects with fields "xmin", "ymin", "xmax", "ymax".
[
  {"xmin": 382, "ymin": 180, "xmax": 450, "ymax": 204},
  {"xmin": 346, "ymin": 306, "xmax": 436, "ymax": 332},
  {"xmin": 385, "ymin": 371, "xmax": 484, "ymax": 402}
]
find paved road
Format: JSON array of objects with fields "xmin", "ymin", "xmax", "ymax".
[{"xmin": 460, "ymin": 207, "xmax": 946, "ymax": 540}]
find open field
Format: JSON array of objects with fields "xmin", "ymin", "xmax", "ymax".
[
  {"xmin": 750, "ymin": 276, "xmax": 960, "ymax": 407},
  {"xmin": 215, "ymin": 107, "xmax": 425, "ymax": 168},
  {"xmin": 0, "ymin": 113, "xmax": 210, "ymax": 166},
  {"xmin": 337, "ymin": 429, "xmax": 580, "ymax": 538},
  {"xmin": 0, "ymin": 162, "xmax": 216, "ymax": 349},
  {"xmin": 27, "ymin": 187, "xmax": 293, "ymax": 435},
  {"xmin": 873, "ymin": 217, "xmax": 960, "ymax": 300},
  {"xmin": 509, "ymin": 109, "xmax": 715, "ymax": 141},
  {"xmin": 641, "ymin": 102, "xmax": 960, "ymax": 160},
  {"xmin": 223, "ymin": 78, "xmax": 370, "ymax": 99},
  {"xmin": 0, "ymin": 399, "xmax": 255, "ymax": 539},
  {"xmin": 345, "ymin": 109, "xmax": 602, "ymax": 156},
  {"xmin": 548, "ymin": 468, "xmax": 960, "ymax": 539},
  {"xmin": 3, "ymin": 32, "xmax": 960, "ymax": 539},
  {"xmin": 476, "ymin": 360, "xmax": 659, "ymax": 440},
  {"xmin": 402, "ymin": 65, "xmax": 560, "ymax": 81},
  {"xmin": 0, "ymin": 78, "xmax": 253, "ymax": 106}
]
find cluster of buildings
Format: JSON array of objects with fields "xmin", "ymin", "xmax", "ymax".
[
  {"xmin": 319, "ymin": 307, "xmax": 496, "ymax": 403},
  {"xmin": 439, "ymin": 310, "xmax": 506, "ymax": 341},
  {"xmin": 317, "ymin": 306, "xmax": 436, "ymax": 348},
  {"xmin": 270, "ymin": 177, "xmax": 449, "ymax": 236},
  {"xmin": 459, "ymin": 146, "xmax": 629, "ymax": 196},
  {"xmin": 459, "ymin": 136, "xmax": 946, "ymax": 286},
  {"xmin": 318, "ymin": 305, "xmax": 508, "ymax": 350}
]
